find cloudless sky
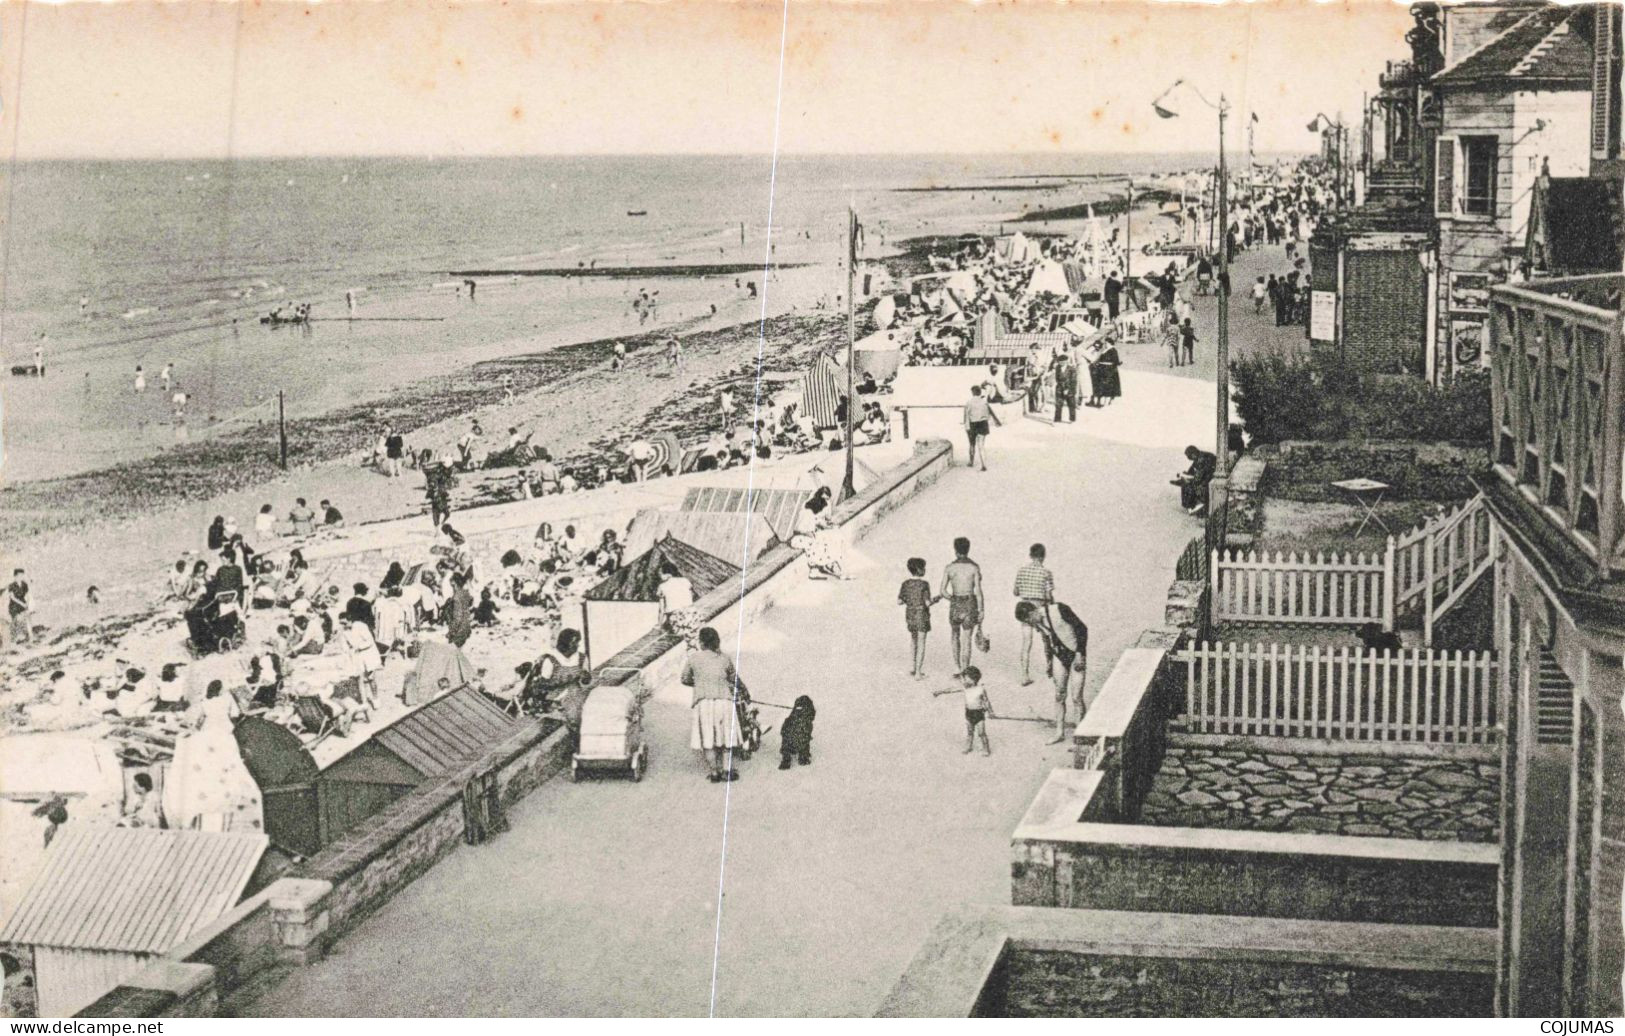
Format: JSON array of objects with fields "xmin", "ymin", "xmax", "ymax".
[{"xmin": 0, "ymin": 0, "xmax": 1413, "ymax": 160}]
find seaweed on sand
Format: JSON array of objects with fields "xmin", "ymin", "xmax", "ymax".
[{"xmin": 1, "ymin": 313, "xmax": 846, "ymax": 541}]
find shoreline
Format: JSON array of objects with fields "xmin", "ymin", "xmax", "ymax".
[
  {"xmin": 0, "ymin": 308, "xmax": 841, "ymax": 547},
  {"xmin": 445, "ymin": 262, "xmax": 805, "ymax": 278}
]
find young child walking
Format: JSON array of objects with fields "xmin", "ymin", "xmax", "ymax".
[
  {"xmin": 897, "ymin": 557, "xmax": 936, "ymax": 678},
  {"xmin": 937, "ymin": 665, "xmax": 992, "ymax": 756}
]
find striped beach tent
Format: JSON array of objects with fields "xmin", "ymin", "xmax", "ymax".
[
  {"xmin": 799, "ymin": 351, "xmax": 845, "ymax": 430},
  {"xmin": 643, "ymin": 431, "xmax": 685, "ymax": 477}
]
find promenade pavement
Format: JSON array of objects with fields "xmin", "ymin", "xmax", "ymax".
[{"xmin": 252, "ymin": 343, "xmax": 1212, "ymax": 1016}]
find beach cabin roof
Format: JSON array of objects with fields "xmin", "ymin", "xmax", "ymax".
[
  {"xmin": 319, "ymin": 686, "xmax": 515, "ymax": 796},
  {"xmin": 585, "ymin": 534, "xmax": 741, "ymax": 603},
  {"xmin": 625, "ymin": 510, "xmax": 781, "ymax": 568},
  {"xmin": 680, "ymin": 486, "xmax": 813, "ymax": 543},
  {"xmin": 0, "ymin": 827, "xmax": 266, "ymax": 954}
]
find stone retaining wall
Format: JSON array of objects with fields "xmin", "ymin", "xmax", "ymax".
[
  {"xmin": 877, "ymin": 905, "xmax": 1496, "ymax": 1018},
  {"xmin": 1004, "ymin": 947, "xmax": 1493, "ymax": 1017},
  {"xmin": 1011, "ymin": 765, "xmax": 1499, "ymax": 927},
  {"xmin": 1143, "ymin": 739, "xmax": 1500, "ymax": 841}
]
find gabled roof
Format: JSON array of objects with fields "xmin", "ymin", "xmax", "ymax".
[
  {"xmin": 350, "ymin": 685, "xmax": 515, "ymax": 781},
  {"xmin": 1432, "ymin": 6, "xmax": 1594, "ymax": 86},
  {"xmin": 625, "ymin": 508, "xmax": 781, "ymax": 567},
  {"xmin": 585, "ymin": 533, "xmax": 741, "ymax": 603},
  {"xmin": 0, "ymin": 827, "xmax": 266, "ymax": 953}
]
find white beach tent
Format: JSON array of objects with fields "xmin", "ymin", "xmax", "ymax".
[
  {"xmin": 854, "ymin": 328, "xmax": 908, "ymax": 384},
  {"xmin": 871, "ymin": 295, "xmax": 897, "ymax": 330},
  {"xmin": 1024, "ymin": 259, "xmax": 1073, "ymax": 299},
  {"xmin": 0, "ymin": 732, "xmax": 126, "ymax": 921}
]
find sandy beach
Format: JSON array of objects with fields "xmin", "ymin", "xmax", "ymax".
[{"xmin": 0, "ymin": 178, "xmax": 1181, "ymax": 635}]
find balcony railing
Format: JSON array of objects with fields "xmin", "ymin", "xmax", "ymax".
[
  {"xmin": 1380, "ymin": 60, "xmax": 1418, "ymax": 90},
  {"xmin": 1489, "ymin": 275, "xmax": 1625, "ymax": 578}
]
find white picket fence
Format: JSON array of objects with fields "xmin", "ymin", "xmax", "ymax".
[
  {"xmin": 1211, "ymin": 548, "xmax": 1388, "ymax": 626},
  {"xmin": 1180, "ymin": 641, "xmax": 1499, "ymax": 744},
  {"xmin": 1391, "ymin": 496, "xmax": 1497, "ymax": 645},
  {"xmin": 1211, "ymin": 495, "xmax": 1496, "ymax": 641}
]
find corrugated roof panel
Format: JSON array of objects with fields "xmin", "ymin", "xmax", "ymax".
[{"xmin": 0, "ymin": 827, "xmax": 267, "ymax": 954}]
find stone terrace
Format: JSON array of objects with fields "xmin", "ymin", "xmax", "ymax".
[{"xmin": 1142, "ymin": 741, "xmax": 1500, "ymax": 842}]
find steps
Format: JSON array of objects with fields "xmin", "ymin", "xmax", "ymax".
[{"xmin": 1535, "ymin": 650, "xmax": 1575, "ymax": 746}]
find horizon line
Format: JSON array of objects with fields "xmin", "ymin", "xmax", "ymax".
[{"xmin": 2, "ymin": 148, "xmax": 1315, "ymax": 163}]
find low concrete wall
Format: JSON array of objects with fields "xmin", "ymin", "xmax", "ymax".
[
  {"xmin": 612, "ymin": 438, "xmax": 954, "ymax": 705},
  {"xmin": 1011, "ymin": 781, "xmax": 1499, "ymax": 926},
  {"xmin": 1070, "ymin": 630, "xmax": 1186, "ymax": 820},
  {"xmin": 82, "ymin": 439, "xmax": 955, "ymax": 1019},
  {"xmin": 877, "ymin": 904, "xmax": 1496, "ymax": 1017}
]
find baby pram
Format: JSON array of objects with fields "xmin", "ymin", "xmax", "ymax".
[
  {"xmin": 185, "ymin": 590, "xmax": 245, "ymax": 656},
  {"xmin": 571, "ymin": 684, "xmax": 648, "ymax": 782}
]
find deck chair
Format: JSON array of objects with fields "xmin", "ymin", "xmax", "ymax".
[{"xmin": 291, "ymin": 693, "xmax": 345, "ymax": 747}]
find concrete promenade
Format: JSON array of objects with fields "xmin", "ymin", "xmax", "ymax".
[{"xmin": 252, "ymin": 317, "xmax": 1214, "ymax": 1015}]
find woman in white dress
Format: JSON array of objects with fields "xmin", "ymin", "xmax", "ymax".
[
  {"xmin": 342, "ymin": 618, "xmax": 382, "ymax": 708},
  {"xmin": 162, "ymin": 681, "xmax": 263, "ymax": 833},
  {"xmin": 791, "ymin": 488, "xmax": 847, "ymax": 580}
]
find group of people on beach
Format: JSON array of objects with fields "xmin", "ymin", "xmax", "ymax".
[
  {"xmin": 131, "ymin": 362, "xmax": 188, "ymax": 417},
  {"xmin": 897, "ymin": 538, "xmax": 1090, "ymax": 753}
]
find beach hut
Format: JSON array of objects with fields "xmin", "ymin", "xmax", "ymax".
[
  {"xmin": 234, "ymin": 717, "xmax": 323, "ymax": 858},
  {"xmin": 623, "ymin": 508, "xmax": 782, "ymax": 568},
  {"xmin": 582, "ymin": 534, "xmax": 741, "ymax": 664},
  {"xmin": 680, "ymin": 486, "xmax": 813, "ymax": 542},
  {"xmin": 798, "ymin": 351, "xmax": 845, "ymax": 430},
  {"xmin": 1023, "ymin": 259, "xmax": 1073, "ymax": 300},
  {"xmin": 0, "ymin": 733, "xmax": 125, "ymax": 922},
  {"xmin": 871, "ymin": 295, "xmax": 897, "ymax": 330},
  {"xmin": 0, "ymin": 827, "xmax": 267, "ymax": 1018},
  {"xmin": 994, "ymin": 232, "xmax": 1038, "ymax": 264},
  {"xmin": 313, "ymin": 687, "xmax": 515, "ymax": 841}
]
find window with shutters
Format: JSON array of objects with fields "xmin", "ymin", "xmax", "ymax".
[
  {"xmin": 1435, "ymin": 135, "xmax": 1457, "ymax": 215},
  {"xmin": 1462, "ymin": 136, "xmax": 1498, "ymax": 217},
  {"xmin": 1594, "ymin": 3, "xmax": 1621, "ymax": 160}
]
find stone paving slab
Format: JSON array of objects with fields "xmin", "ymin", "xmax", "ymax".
[{"xmin": 1142, "ymin": 743, "xmax": 1500, "ymax": 842}]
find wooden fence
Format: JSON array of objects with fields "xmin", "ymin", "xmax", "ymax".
[
  {"xmin": 1211, "ymin": 549, "xmax": 1389, "ymax": 626},
  {"xmin": 1210, "ymin": 495, "xmax": 1495, "ymax": 641},
  {"xmin": 1180, "ymin": 641, "xmax": 1499, "ymax": 744}
]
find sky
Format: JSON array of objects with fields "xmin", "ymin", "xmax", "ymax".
[{"xmin": 0, "ymin": 0, "xmax": 1414, "ymax": 159}]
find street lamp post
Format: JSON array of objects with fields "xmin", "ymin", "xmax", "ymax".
[{"xmin": 1153, "ymin": 79, "xmax": 1232, "ymax": 478}]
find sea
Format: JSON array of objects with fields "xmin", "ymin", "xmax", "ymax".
[
  {"xmin": 0, "ymin": 152, "xmax": 1219, "ymax": 481},
  {"xmin": 0, "ymin": 153, "xmax": 1218, "ymax": 354}
]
